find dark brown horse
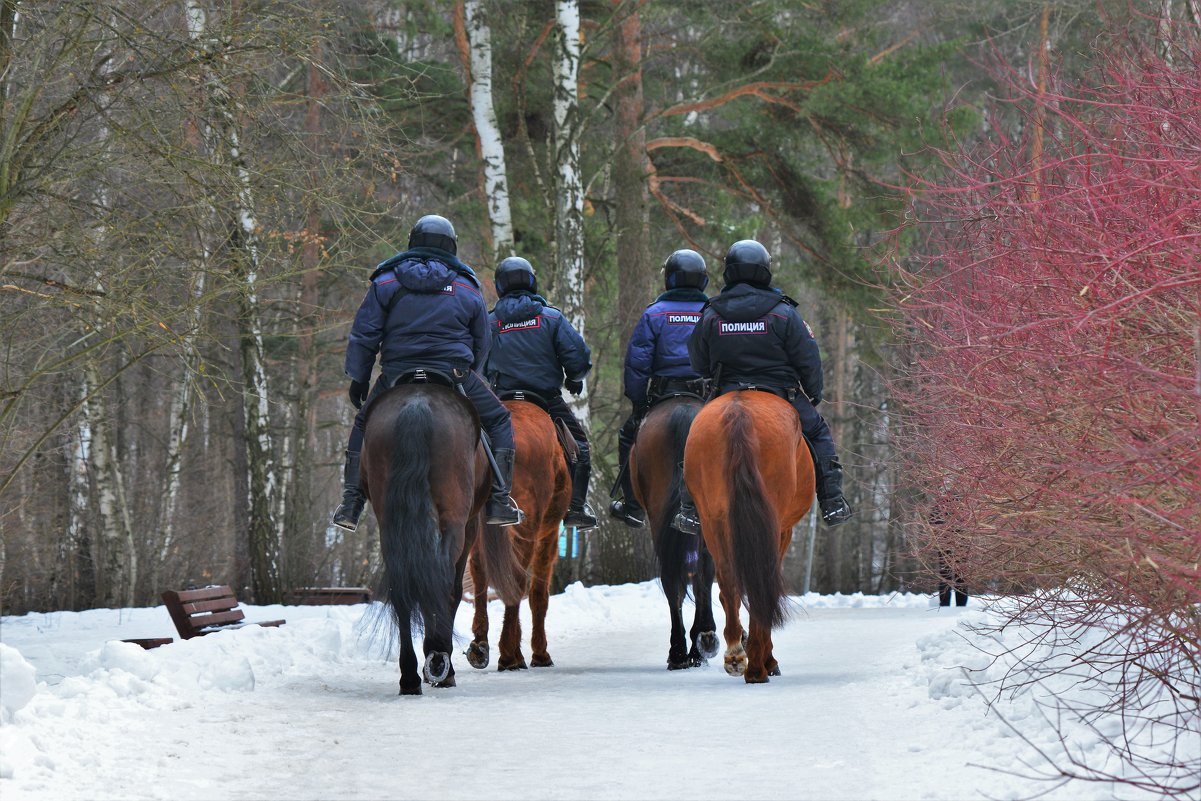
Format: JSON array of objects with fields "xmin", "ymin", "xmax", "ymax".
[
  {"xmin": 361, "ymin": 381, "xmax": 522, "ymax": 695},
  {"xmin": 629, "ymin": 394, "xmax": 719, "ymax": 669},
  {"xmin": 467, "ymin": 397, "xmax": 571, "ymax": 671},
  {"xmin": 682, "ymin": 390, "xmax": 814, "ymax": 683}
]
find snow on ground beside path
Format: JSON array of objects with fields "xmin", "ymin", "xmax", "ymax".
[{"xmin": 0, "ymin": 582, "xmax": 1189, "ymax": 800}]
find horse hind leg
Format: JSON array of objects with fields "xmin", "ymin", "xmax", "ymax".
[
  {"xmin": 528, "ymin": 523, "xmax": 557, "ymax": 668},
  {"xmin": 716, "ymin": 573, "xmax": 747, "ymax": 677},
  {"xmin": 397, "ymin": 606, "xmax": 422, "ymax": 695},
  {"xmin": 466, "ymin": 545, "xmax": 490, "ymax": 670},
  {"xmin": 689, "ymin": 549, "xmax": 720, "ymax": 664},
  {"xmin": 497, "ymin": 602, "xmax": 527, "ymax": 670},
  {"xmin": 666, "ymin": 589, "xmax": 690, "ymax": 670}
]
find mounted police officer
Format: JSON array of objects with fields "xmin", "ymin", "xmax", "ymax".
[
  {"xmin": 609, "ymin": 249, "xmax": 710, "ymax": 528},
  {"xmin": 675, "ymin": 239, "xmax": 853, "ymax": 532},
  {"xmin": 332, "ymin": 214, "xmax": 523, "ymax": 532},
  {"xmin": 485, "ymin": 256, "xmax": 597, "ymax": 530}
]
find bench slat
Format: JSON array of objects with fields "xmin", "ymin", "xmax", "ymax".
[{"xmin": 162, "ymin": 586, "xmax": 285, "ymax": 639}]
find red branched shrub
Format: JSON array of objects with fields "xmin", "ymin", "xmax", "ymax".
[{"xmin": 893, "ymin": 41, "xmax": 1200, "ymax": 795}]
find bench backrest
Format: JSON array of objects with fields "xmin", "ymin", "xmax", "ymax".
[
  {"xmin": 161, "ymin": 585, "xmax": 245, "ymax": 639},
  {"xmin": 289, "ymin": 586, "xmax": 372, "ymax": 605}
]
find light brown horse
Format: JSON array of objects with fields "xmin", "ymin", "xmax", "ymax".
[
  {"xmin": 467, "ymin": 397, "xmax": 572, "ymax": 670},
  {"xmin": 682, "ymin": 390, "xmax": 814, "ymax": 683},
  {"xmin": 630, "ymin": 394, "xmax": 719, "ymax": 669}
]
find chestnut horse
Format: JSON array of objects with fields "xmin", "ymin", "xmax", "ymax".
[
  {"xmin": 682, "ymin": 390, "xmax": 814, "ymax": 683},
  {"xmin": 361, "ymin": 380, "xmax": 522, "ymax": 695},
  {"xmin": 467, "ymin": 396, "xmax": 572, "ymax": 671},
  {"xmin": 630, "ymin": 394, "xmax": 719, "ymax": 669}
]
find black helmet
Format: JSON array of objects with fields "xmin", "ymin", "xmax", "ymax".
[
  {"xmin": 494, "ymin": 256, "xmax": 537, "ymax": 296},
  {"xmin": 663, "ymin": 249, "xmax": 709, "ymax": 290},
  {"xmin": 408, "ymin": 214, "xmax": 457, "ymax": 255},
  {"xmin": 723, "ymin": 239, "xmax": 772, "ymax": 287}
]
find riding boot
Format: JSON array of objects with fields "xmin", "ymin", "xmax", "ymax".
[
  {"xmin": 563, "ymin": 457, "xmax": 597, "ymax": 530},
  {"xmin": 671, "ymin": 464, "xmax": 701, "ymax": 536},
  {"xmin": 332, "ymin": 450, "xmax": 366, "ymax": 533},
  {"xmin": 608, "ymin": 433, "xmax": 645, "ymax": 529},
  {"xmin": 485, "ymin": 448, "xmax": 524, "ymax": 526},
  {"xmin": 814, "ymin": 456, "xmax": 853, "ymax": 527}
]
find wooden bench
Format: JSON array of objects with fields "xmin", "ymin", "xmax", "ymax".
[
  {"xmin": 287, "ymin": 586, "xmax": 372, "ymax": 605},
  {"xmin": 120, "ymin": 637, "xmax": 174, "ymax": 649},
  {"xmin": 161, "ymin": 585, "xmax": 286, "ymax": 640}
]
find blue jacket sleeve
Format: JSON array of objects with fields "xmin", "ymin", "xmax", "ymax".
[
  {"xmin": 554, "ymin": 316, "xmax": 593, "ymax": 382},
  {"xmin": 470, "ymin": 295, "xmax": 490, "ymax": 374},
  {"xmin": 623, "ymin": 312, "xmax": 656, "ymax": 404},
  {"xmin": 784, "ymin": 309, "xmax": 823, "ymax": 403},
  {"xmin": 688, "ymin": 312, "xmax": 712, "ymax": 378},
  {"xmin": 344, "ymin": 282, "xmax": 390, "ymax": 383}
]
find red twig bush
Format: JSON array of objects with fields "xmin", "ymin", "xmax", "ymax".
[{"xmin": 894, "ymin": 40, "xmax": 1200, "ymax": 795}]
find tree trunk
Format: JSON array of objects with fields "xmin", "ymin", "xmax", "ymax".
[
  {"xmin": 552, "ymin": 0, "xmax": 588, "ymax": 428},
  {"xmin": 187, "ymin": 0, "xmax": 281, "ymax": 602},
  {"xmin": 463, "ymin": 0, "xmax": 514, "ymax": 260},
  {"xmin": 612, "ymin": 0, "xmax": 651, "ymax": 354}
]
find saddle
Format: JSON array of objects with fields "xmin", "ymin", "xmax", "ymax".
[
  {"xmin": 498, "ymin": 388, "xmax": 580, "ymax": 465},
  {"xmin": 646, "ymin": 376, "xmax": 709, "ymax": 408},
  {"xmin": 722, "ymin": 383, "xmax": 798, "ymax": 402}
]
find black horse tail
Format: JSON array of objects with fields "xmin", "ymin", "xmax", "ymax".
[
  {"xmin": 655, "ymin": 402, "xmax": 701, "ymax": 599},
  {"xmin": 479, "ymin": 520, "xmax": 526, "ymax": 607},
  {"xmin": 723, "ymin": 399, "xmax": 788, "ymax": 630},
  {"xmin": 379, "ymin": 396, "xmax": 452, "ymax": 634}
]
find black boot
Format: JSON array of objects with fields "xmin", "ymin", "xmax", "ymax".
[
  {"xmin": 486, "ymin": 448, "xmax": 524, "ymax": 526},
  {"xmin": 671, "ymin": 468, "xmax": 701, "ymax": 535},
  {"xmin": 610, "ymin": 429, "xmax": 648, "ymax": 528},
  {"xmin": 332, "ymin": 450, "xmax": 365, "ymax": 533},
  {"xmin": 563, "ymin": 457, "xmax": 597, "ymax": 530},
  {"xmin": 815, "ymin": 456, "xmax": 853, "ymax": 527}
]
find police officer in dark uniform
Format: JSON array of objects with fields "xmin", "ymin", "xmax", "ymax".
[
  {"xmin": 609, "ymin": 249, "xmax": 710, "ymax": 528},
  {"xmin": 485, "ymin": 256, "xmax": 597, "ymax": 530},
  {"xmin": 674, "ymin": 239, "xmax": 852, "ymax": 532},
  {"xmin": 332, "ymin": 214, "xmax": 523, "ymax": 532}
]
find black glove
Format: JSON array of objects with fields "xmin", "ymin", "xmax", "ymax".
[
  {"xmin": 564, "ymin": 378, "xmax": 584, "ymax": 395},
  {"xmin": 348, "ymin": 379, "xmax": 370, "ymax": 409}
]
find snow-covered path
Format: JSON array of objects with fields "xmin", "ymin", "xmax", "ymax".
[{"xmin": 0, "ymin": 583, "xmax": 1156, "ymax": 800}]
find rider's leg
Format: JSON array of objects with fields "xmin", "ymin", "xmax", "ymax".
[
  {"xmin": 547, "ymin": 396, "xmax": 597, "ymax": 530},
  {"xmin": 793, "ymin": 396, "xmax": 853, "ymax": 526},
  {"xmin": 460, "ymin": 371, "xmax": 523, "ymax": 526},
  {"xmin": 671, "ymin": 462, "xmax": 701, "ymax": 536},
  {"xmin": 332, "ymin": 378, "xmax": 388, "ymax": 532},
  {"xmin": 609, "ymin": 407, "xmax": 645, "ymax": 528}
]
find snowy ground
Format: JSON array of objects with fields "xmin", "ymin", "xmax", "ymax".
[{"xmin": 0, "ymin": 582, "xmax": 1191, "ymax": 800}]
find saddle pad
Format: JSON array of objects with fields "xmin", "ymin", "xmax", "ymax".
[{"xmin": 555, "ymin": 418, "xmax": 580, "ymax": 465}]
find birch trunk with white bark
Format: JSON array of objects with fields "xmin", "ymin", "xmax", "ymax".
[
  {"xmin": 552, "ymin": 0, "xmax": 588, "ymax": 429},
  {"xmin": 186, "ymin": 0, "xmax": 281, "ymax": 601},
  {"xmin": 464, "ymin": 0, "xmax": 514, "ymax": 259}
]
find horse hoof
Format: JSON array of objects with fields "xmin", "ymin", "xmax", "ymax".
[
  {"xmin": 698, "ymin": 632, "xmax": 720, "ymax": 659},
  {"xmin": 465, "ymin": 640, "xmax": 490, "ymax": 670},
  {"xmin": 530, "ymin": 655, "xmax": 554, "ymax": 668},
  {"xmin": 768, "ymin": 664, "xmax": 781, "ymax": 677},
  {"xmin": 399, "ymin": 683, "xmax": 422, "ymax": 696},
  {"xmin": 434, "ymin": 673, "xmax": 457, "ymax": 688},
  {"xmin": 498, "ymin": 658, "xmax": 528, "ymax": 671},
  {"xmin": 687, "ymin": 651, "xmax": 705, "ymax": 668},
  {"xmin": 667, "ymin": 658, "xmax": 690, "ymax": 671},
  {"xmin": 724, "ymin": 652, "xmax": 747, "ymax": 677},
  {"xmin": 423, "ymin": 652, "xmax": 451, "ymax": 685},
  {"xmin": 744, "ymin": 671, "xmax": 770, "ymax": 684}
]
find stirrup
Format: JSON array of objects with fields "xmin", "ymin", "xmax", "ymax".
[
  {"xmin": 564, "ymin": 503, "xmax": 597, "ymax": 530},
  {"xmin": 486, "ymin": 496, "xmax": 524, "ymax": 527},
  {"xmin": 672, "ymin": 504, "xmax": 701, "ymax": 536},
  {"xmin": 820, "ymin": 496, "xmax": 853, "ymax": 527},
  {"xmin": 332, "ymin": 496, "xmax": 364, "ymax": 533},
  {"xmin": 609, "ymin": 499, "xmax": 645, "ymax": 529}
]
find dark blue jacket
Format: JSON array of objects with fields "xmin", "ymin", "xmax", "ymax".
[
  {"xmin": 623, "ymin": 288, "xmax": 708, "ymax": 405},
  {"xmin": 486, "ymin": 291, "xmax": 592, "ymax": 395},
  {"xmin": 344, "ymin": 248, "xmax": 489, "ymax": 384},
  {"xmin": 688, "ymin": 282, "xmax": 823, "ymax": 403}
]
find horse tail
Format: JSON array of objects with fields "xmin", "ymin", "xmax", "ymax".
[
  {"xmin": 379, "ymin": 397, "xmax": 451, "ymax": 634},
  {"xmin": 654, "ymin": 402, "xmax": 701, "ymax": 599},
  {"xmin": 479, "ymin": 520, "xmax": 525, "ymax": 607},
  {"xmin": 723, "ymin": 399, "xmax": 788, "ymax": 629}
]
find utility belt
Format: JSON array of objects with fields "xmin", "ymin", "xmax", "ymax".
[
  {"xmin": 719, "ymin": 382, "xmax": 800, "ymax": 403},
  {"xmin": 647, "ymin": 375, "xmax": 709, "ymax": 405},
  {"xmin": 386, "ymin": 366, "xmax": 470, "ymax": 390}
]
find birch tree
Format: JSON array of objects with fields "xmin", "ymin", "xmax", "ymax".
[
  {"xmin": 463, "ymin": 0, "xmax": 514, "ymax": 259},
  {"xmin": 552, "ymin": 0, "xmax": 587, "ymax": 427}
]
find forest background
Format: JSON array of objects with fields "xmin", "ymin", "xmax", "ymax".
[{"xmin": 0, "ymin": 0, "xmax": 1193, "ymax": 614}]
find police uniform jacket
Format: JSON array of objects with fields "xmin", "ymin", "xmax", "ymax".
[
  {"xmin": 688, "ymin": 282, "xmax": 823, "ymax": 403},
  {"xmin": 623, "ymin": 288, "xmax": 708, "ymax": 406},
  {"xmin": 486, "ymin": 291, "xmax": 592, "ymax": 396},
  {"xmin": 345, "ymin": 248, "xmax": 489, "ymax": 384}
]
